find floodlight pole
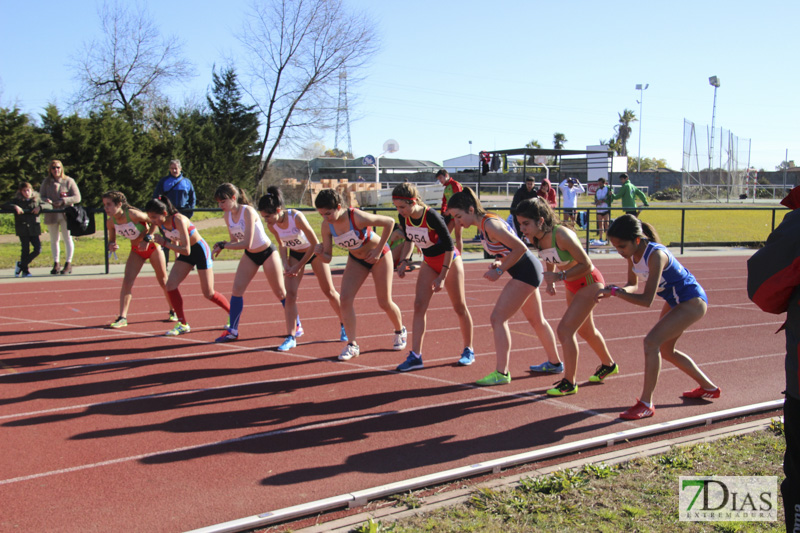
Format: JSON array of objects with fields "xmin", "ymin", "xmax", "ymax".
[
  {"xmin": 708, "ymin": 76, "xmax": 720, "ymax": 171},
  {"xmin": 636, "ymin": 84, "xmax": 648, "ymax": 172}
]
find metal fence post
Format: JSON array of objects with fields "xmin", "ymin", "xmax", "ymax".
[
  {"xmin": 680, "ymin": 209, "xmax": 685, "ymax": 255},
  {"xmin": 103, "ymin": 210, "xmax": 109, "ymax": 274}
]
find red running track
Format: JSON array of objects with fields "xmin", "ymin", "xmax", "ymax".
[{"xmin": 0, "ymin": 254, "xmax": 784, "ymax": 532}]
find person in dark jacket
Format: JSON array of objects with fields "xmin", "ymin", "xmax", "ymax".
[
  {"xmin": 510, "ymin": 176, "xmax": 538, "ymax": 238},
  {"xmin": 2, "ymin": 182, "xmax": 52, "ymax": 277},
  {"xmin": 747, "ymin": 192, "xmax": 800, "ymax": 532},
  {"xmin": 153, "ymin": 159, "xmax": 196, "ymax": 264}
]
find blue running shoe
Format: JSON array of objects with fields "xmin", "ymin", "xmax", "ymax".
[
  {"xmin": 530, "ymin": 361, "xmax": 564, "ymax": 374},
  {"xmin": 215, "ymin": 328, "xmax": 238, "ymax": 343},
  {"xmin": 339, "ymin": 324, "xmax": 348, "ymax": 342},
  {"xmin": 397, "ymin": 351, "xmax": 423, "ymax": 372},
  {"xmin": 277, "ymin": 335, "xmax": 296, "ymax": 352},
  {"xmin": 458, "ymin": 347, "xmax": 475, "ymax": 366}
]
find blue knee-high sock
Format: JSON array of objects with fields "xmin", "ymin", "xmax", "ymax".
[{"xmin": 229, "ymin": 296, "xmax": 244, "ymax": 334}]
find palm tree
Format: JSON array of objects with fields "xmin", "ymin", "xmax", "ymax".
[
  {"xmin": 614, "ymin": 109, "xmax": 637, "ymax": 156},
  {"xmin": 553, "ymin": 132, "xmax": 567, "ymax": 150},
  {"xmin": 525, "ymin": 138, "xmax": 541, "ymax": 163}
]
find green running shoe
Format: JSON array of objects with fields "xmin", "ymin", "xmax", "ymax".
[
  {"xmin": 476, "ymin": 370, "xmax": 511, "ymax": 386},
  {"xmin": 109, "ymin": 316, "xmax": 128, "ymax": 329},
  {"xmin": 589, "ymin": 363, "xmax": 618, "ymax": 382},
  {"xmin": 547, "ymin": 378, "xmax": 577, "ymax": 396},
  {"xmin": 166, "ymin": 323, "xmax": 191, "ymax": 336}
]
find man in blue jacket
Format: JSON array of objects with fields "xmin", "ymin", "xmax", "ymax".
[{"xmin": 153, "ymin": 159, "xmax": 196, "ymax": 264}]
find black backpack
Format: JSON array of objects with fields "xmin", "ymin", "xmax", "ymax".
[{"xmin": 65, "ymin": 205, "xmax": 96, "ymax": 236}]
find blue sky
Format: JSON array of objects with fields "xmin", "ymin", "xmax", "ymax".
[{"xmin": 2, "ymin": 0, "xmax": 797, "ymax": 170}]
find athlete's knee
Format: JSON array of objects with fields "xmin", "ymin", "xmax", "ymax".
[{"xmin": 643, "ymin": 333, "xmax": 662, "ymax": 355}]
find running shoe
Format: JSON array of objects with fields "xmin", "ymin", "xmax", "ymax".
[
  {"xmin": 546, "ymin": 378, "xmax": 577, "ymax": 396},
  {"xmin": 338, "ymin": 343, "xmax": 360, "ymax": 361},
  {"xmin": 339, "ymin": 324, "xmax": 348, "ymax": 342},
  {"xmin": 168, "ymin": 310, "xmax": 179, "ymax": 322},
  {"xmin": 109, "ymin": 316, "xmax": 128, "ymax": 329},
  {"xmin": 393, "ymin": 326, "xmax": 407, "ymax": 351},
  {"xmin": 21, "ymin": 271, "xmax": 32, "ymax": 278},
  {"xmin": 682, "ymin": 386, "xmax": 721, "ymax": 399},
  {"xmin": 277, "ymin": 335, "xmax": 296, "ymax": 352},
  {"xmin": 530, "ymin": 361, "xmax": 564, "ymax": 374},
  {"xmin": 476, "ymin": 370, "xmax": 511, "ymax": 386},
  {"xmin": 397, "ymin": 351, "xmax": 424, "ymax": 372},
  {"xmin": 620, "ymin": 400, "xmax": 655, "ymax": 420},
  {"xmin": 458, "ymin": 347, "xmax": 475, "ymax": 366},
  {"xmin": 165, "ymin": 323, "xmax": 191, "ymax": 336},
  {"xmin": 14, "ymin": 261, "xmax": 22, "ymax": 277},
  {"xmin": 589, "ymin": 362, "xmax": 619, "ymax": 382},
  {"xmin": 215, "ymin": 328, "xmax": 238, "ymax": 343}
]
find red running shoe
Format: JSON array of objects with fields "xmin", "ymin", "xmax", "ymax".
[
  {"xmin": 682, "ymin": 386, "xmax": 721, "ymax": 399},
  {"xmin": 620, "ymin": 400, "xmax": 655, "ymax": 420}
]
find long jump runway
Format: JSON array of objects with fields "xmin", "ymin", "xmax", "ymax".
[{"xmin": 0, "ymin": 254, "xmax": 784, "ymax": 532}]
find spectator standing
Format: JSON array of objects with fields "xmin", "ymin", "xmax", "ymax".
[
  {"xmin": 39, "ymin": 159, "xmax": 81, "ymax": 275},
  {"xmin": 153, "ymin": 159, "xmax": 196, "ymax": 264},
  {"xmin": 558, "ymin": 177, "xmax": 584, "ymax": 223},
  {"xmin": 609, "ymin": 173, "xmax": 649, "ymax": 216},
  {"xmin": 746, "ymin": 191, "xmax": 800, "ymax": 531},
  {"xmin": 2, "ymin": 182, "xmax": 51, "ymax": 277},
  {"xmin": 593, "ymin": 177, "xmax": 611, "ymax": 244},
  {"xmin": 510, "ymin": 176, "xmax": 538, "ymax": 237},
  {"xmin": 537, "ymin": 177, "xmax": 557, "ymax": 208}
]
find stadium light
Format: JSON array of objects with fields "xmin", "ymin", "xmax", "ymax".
[
  {"xmin": 709, "ymin": 76, "xmax": 720, "ymax": 170},
  {"xmin": 635, "ymin": 83, "xmax": 649, "ymax": 172}
]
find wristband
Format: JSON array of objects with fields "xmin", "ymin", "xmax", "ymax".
[
  {"xmin": 143, "ymin": 234, "xmax": 154, "ymax": 243},
  {"xmin": 219, "ymin": 241, "xmax": 226, "ymax": 250},
  {"xmin": 495, "ymin": 267, "xmax": 503, "ymax": 275},
  {"xmin": 559, "ymin": 270, "xmax": 567, "ymax": 281},
  {"xmin": 442, "ymin": 264, "xmax": 450, "ymax": 270},
  {"xmin": 610, "ymin": 286, "xmax": 618, "ymax": 296}
]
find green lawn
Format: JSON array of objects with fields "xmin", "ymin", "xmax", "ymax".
[
  {"xmin": 350, "ymin": 422, "xmax": 786, "ymax": 533},
  {"xmin": 0, "ymin": 201, "xmax": 787, "ymax": 269}
]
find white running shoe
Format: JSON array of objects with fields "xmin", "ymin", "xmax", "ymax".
[
  {"xmin": 393, "ymin": 326, "xmax": 407, "ymax": 351},
  {"xmin": 338, "ymin": 343, "xmax": 360, "ymax": 361}
]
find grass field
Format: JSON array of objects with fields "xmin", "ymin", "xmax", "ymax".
[
  {"xmin": 348, "ymin": 422, "xmax": 786, "ymax": 533},
  {"xmin": 0, "ymin": 199, "xmax": 788, "ymax": 269}
]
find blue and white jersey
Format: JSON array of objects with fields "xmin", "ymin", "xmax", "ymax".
[{"xmin": 632, "ymin": 241, "xmax": 707, "ymax": 306}]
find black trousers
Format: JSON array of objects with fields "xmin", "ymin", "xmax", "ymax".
[
  {"xmin": 19, "ymin": 234, "xmax": 41, "ymax": 272},
  {"xmin": 785, "ymin": 393, "xmax": 800, "ymax": 532}
]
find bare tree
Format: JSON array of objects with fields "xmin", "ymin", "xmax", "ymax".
[
  {"xmin": 72, "ymin": 1, "xmax": 194, "ymax": 117},
  {"xmin": 240, "ymin": 0, "xmax": 379, "ymax": 186}
]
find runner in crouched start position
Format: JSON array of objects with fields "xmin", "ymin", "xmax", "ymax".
[
  {"xmin": 597, "ymin": 214, "xmax": 720, "ymax": 420},
  {"xmin": 145, "ymin": 196, "xmax": 230, "ymax": 336},
  {"xmin": 212, "ymin": 183, "xmax": 300, "ymax": 344},
  {"xmin": 314, "ymin": 188, "xmax": 406, "ymax": 361},
  {"xmin": 102, "ymin": 191, "xmax": 173, "ymax": 328},
  {"xmin": 515, "ymin": 197, "xmax": 617, "ymax": 397},
  {"xmin": 259, "ymin": 185, "xmax": 347, "ymax": 351},
  {"xmin": 391, "ymin": 182, "xmax": 474, "ymax": 371},
  {"xmin": 446, "ymin": 187, "xmax": 559, "ymax": 386}
]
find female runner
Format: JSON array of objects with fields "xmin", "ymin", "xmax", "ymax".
[
  {"xmin": 258, "ymin": 186, "xmax": 347, "ymax": 351},
  {"xmin": 102, "ymin": 191, "xmax": 173, "ymax": 328},
  {"xmin": 314, "ymin": 188, "xmax": 406, "ymax": 361},
  {"xmin": 391, "ymin": 182, "xmax": 474, "ymax": 371},
  {"xmin": 211, "ymin": 183, "xmax": 296, "ymax": 345},
  {"xmin": 145, "ymin": 196, "xmax": 230, "ymax": 336},
  {"xmin": 446, "ymin": 188, "xmax": 559, "ymax": 386},
  {"xmin": 597, "ymin": 214, "xmax": 720, "ymax": 420},
  {"xmin": 515, "ymin": 197, "xmax": 617, "ymax": 396}
]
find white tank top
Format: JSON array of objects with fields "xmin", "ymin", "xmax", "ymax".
[
  {"xmin": 273, "ymin": 209, "xmax": 311, "ymax": 251},
  {"xmin": 226, "ymin": 205, "xmax": 270, "ymax": 250}
]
